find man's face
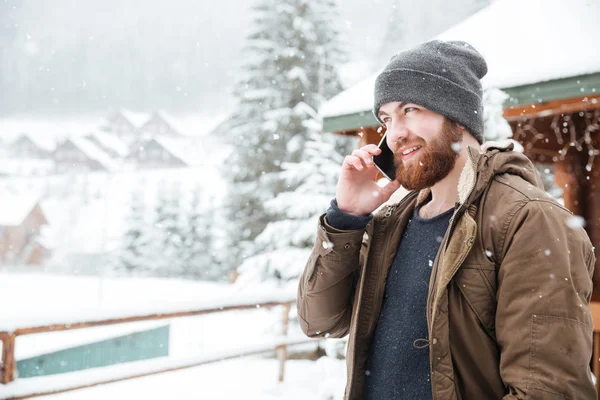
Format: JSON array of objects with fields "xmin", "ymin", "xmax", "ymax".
[{"xmin": 378, "ymin": 102, "xmax": 463, "ymax": 191}]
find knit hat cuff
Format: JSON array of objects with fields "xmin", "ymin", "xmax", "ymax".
[{"xmin": 373, "ymin": 68, "xmax": 484, "ymax": 143}]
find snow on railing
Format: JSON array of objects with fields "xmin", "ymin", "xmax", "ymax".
[{"xmin": 0, "ymin": 292, "xmax": 318, "ymax": 400}]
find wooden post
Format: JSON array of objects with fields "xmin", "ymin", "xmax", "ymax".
[
  {"xmin": 1, "ymin": 334, "xmax": 16, "ymax": 384},
  {"xmin": 554, "ymin": 159, "xmax": 584, "ymax": 217},
  {"xmin": 584, "ymin": 148, "xmax": 600, "ymax": 298},
  {"xmin": 277, "ymin": 303, "xmax": 291, "ymax": 383},
  {"xmin": 357, "ymin": 127, "xmax": 385, "ymax": 148},
  {"xmin": 594, "ymin": 332, "xmax": 600, "ymax": 394}
]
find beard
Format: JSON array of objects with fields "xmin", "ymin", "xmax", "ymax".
[{"xmin": 393, "ymin": 120, "xmax": 463, "ymax": 191}]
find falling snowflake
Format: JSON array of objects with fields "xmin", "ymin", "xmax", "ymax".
[
  {"xmin": 567, "ymin": 215, "xmax": 586, "ymax": 229},
  {"xmin": 322, "ymin": 241, "xmax": 334, "ymax": 249}
]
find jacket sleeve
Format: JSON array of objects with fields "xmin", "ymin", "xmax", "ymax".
[
  {"xmin": 297, "ymin": 214, "xmax": 367, "ymax": 338},
  {"xmin": 495, "ymin": 200, "xmax": 596, "ymax": 399}
]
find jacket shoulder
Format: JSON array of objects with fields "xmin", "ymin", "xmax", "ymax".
[
  {"xmin": 484, "ymin": 173, "xmax": 568, "ymax": 215},
  {"xmin": 478, "ymin": 173, "xmax": 577, "ymax": 261}
]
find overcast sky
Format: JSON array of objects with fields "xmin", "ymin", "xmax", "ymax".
[{"xmin": 0, "ymin": 0, "xmax": 482, "ymax": 117}]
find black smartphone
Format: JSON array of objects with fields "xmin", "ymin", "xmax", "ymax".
[{"xmin": 372, "ymin": 132, "xmax": 396, "ymax": 181}]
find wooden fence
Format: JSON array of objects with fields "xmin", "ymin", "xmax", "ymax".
[
  {"xmin": 0, "ymin": 299, "xmax": 318, "ymax": 400},
  {"xmin": 4, "ymin": 300, "xmax": 600, "ymax": 399}
]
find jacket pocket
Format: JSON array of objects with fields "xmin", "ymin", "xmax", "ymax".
[
  {"xmin": 529, "ymin": 314, "xmax": 593, "ymax": 398},
  {"xmin": 454, "ymin": 264, "xmax": 497, "ymax": 337}
]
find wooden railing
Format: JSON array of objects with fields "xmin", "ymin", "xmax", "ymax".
[
  {"xmin": 0, "ymin": 299, "xmax": 318, "ymax": 400},
  {"xmin": 5, "ymin": 299, "xmax": 599, "ymax": 399}
]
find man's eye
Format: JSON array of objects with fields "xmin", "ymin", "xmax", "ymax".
[
  {"xmin": 382, "ymin": 117, "xmax": 391, "ymax": 124},
  {"xmin": 404, "ymin": 107, "xmax": 417, "ymax": 114}
]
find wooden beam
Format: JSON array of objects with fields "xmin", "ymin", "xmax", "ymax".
[
  {"xmin": 11, "ymin": 301, "xmax": 294, "ymax": 337},
  {"xmin": 554, "ymin": 160, "xmax": 585, "ymax": 217},
  {"xmin": 1, "ymin": 334, "xmax": 16, "ymax": 384},
  {"xmin": 503, "ymin": 95, "xmax": 600, "ymax": 121},
  {"xmin": 277, "ymin": 303, "xmax": 291, "ymax": 383},
  {"xmin": 591, "ymin": 302, "xmax": 600, "ymax": 332},
  {"xmin": 357, "ymin": 127, "xmax": 384, "ymax": 147}
]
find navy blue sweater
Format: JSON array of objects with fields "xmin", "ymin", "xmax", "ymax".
[{"xmin": 326, "ymin": 199, "xmax": 453, "ymax": 400}]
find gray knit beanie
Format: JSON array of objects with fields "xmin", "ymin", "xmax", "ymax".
[{"xmin": 373, "ymin": 40, "xmax": 488, "ymax": 143}]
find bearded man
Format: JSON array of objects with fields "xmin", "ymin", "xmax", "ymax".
[{"xmin": 297, "ymin": 40, "xmax": 596, "ymax": 400}]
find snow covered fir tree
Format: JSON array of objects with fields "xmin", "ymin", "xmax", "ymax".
[
  {"xmin": 180, "ymin": 189, "xmax": 219, "ymax": 280},
  {"xmin": 116, "ymin": 182, "xmax": 219, "ymax": 280},
  {"xmin": 117, "ymin": 189, "xmax": 151, "ymax": 276},
  {"xmin": 223, "ymin": 0, "xmax": 349, "ymax": 284},
  {"xmin": 236, "ymin": 131, "xmax": 345, "ymax": 286}
]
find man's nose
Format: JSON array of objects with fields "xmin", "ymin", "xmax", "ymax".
[{"xmin": 385, "ymin": 120, "xmax": 409, "ymax": 151}]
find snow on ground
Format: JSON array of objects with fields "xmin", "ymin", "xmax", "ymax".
[
  {"xmin": 16, "ymin": 358, "xmax": 346, "ymax": 400},
  {"xmin": 0, "ymin": 273, "xmax": 341, "ymax": 399}
]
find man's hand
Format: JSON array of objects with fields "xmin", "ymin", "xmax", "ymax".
[{"xmin": 336, "ymin": 144, "xmax": 401, "ymax": 216}]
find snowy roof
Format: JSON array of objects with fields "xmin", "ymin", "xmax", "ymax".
[
  {"xmin": 0, "ymin": 192, "xmax": 42, "ymax": 226},
  {"xmin": 67, "ymin": 136, "xmax": 118, "ymax": 170},
  {"xmin": 11, "ymin": 133, "xmax": 56, "ymax": 152},
  {"xmin": 437, "ymin": 0, "xmax": 600, "ymax": 88},
  {"xmin": 144, "ymin": 110, "xmax": 181, "ymax": 134},
  {"xmin": 87, "ymin": 130, "xmax": 129, "ymax": 157},
  {"xmin": 177, "ymin": 115, "xmax": 226, "ymax": 137},
  {"xmin": 151, "ymin": 136, "xmax": 192, "ymax": 166},
  {"xmin": 143, "ymin": 111, "xmax": 226, "ymax": 137},
  {"xmin": 320, "ymin": 0, "xmax": 600, "ymax": 119},
  {"xmin": 117, "ymin": 108, "xmax": 150, "ymax": 128}
]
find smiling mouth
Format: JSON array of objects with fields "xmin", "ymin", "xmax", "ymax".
[{"xmin": 401, "ymin": 145, "xmax": 422, "ymax": 159}]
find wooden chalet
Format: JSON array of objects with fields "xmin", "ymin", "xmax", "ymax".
[
  {"xmin": 127, "ymin": 137, "xmax": 188, "ymax": 169},
  {"xmin": 0, "ymin": 194, "xmax": 50, "ymax": 265},
  {"xmin": 53, "ymin": 137, "xmax": 117, "ymax": 173},
  {"xmin": 84, "ymin": 131, "xmax": 129, "ymax": 159},
  {"xmin": 138, "ymin": 111, "xmax": 182, "ymax": 137},
  {"xmin": 7, "ymin": 133, "xmax": 55, "ymax": 159},
  {"xmin": 102, "ymin": 109, "xmax": 149, "ymax": 138},
  {"xmin": 320, "ymin": 0, "xmax": 600, "ymax": 296}
]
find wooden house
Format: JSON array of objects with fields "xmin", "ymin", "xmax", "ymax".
[
  {"xmin": 127, "ymin": 137, "xmax": 189, "ymax": 169},
  {"xmin": 0, "ymin": 195, "xmax": 50, "ymax": 265},
  {"xmin": 53, "ymin": 137, "xmax": 117, "ymax": 173},
  {"xmin": 102, "ymin": 109, "xmax": 149, "ymax": 139},
  {"xmin": 319, "ymin": 0, "xmax": 600, "ymax": 295},
  {"xmin": 84, "ymin": 131, "xmax": 129, "ymax": 159},
  {"xmin": 7, "ymin": 133, "xmax": 55, "ymax": 159},
  {"xmin": 138, "ymin": 111, "xmax": 182, "ymax": 138}
]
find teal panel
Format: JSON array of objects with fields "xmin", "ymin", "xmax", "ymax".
[
  {"xmin": 322, "ymin": 110, "xmax": 379, "ymax": 133},
  {"xmin": 503, "ymin": 72, "xmax": 600, "ymax": 107},
  {"xmin": 17, "ymin": 325, "xmax": 170, "ymax": 378},
  {"xmin": 322, "ymin": 72, "xmax": 600, "ymax": 133}
]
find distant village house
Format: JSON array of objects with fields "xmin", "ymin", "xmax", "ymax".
[{"xmin": 0, "ymin": 195, "xmax": 50, "ymax": 265}]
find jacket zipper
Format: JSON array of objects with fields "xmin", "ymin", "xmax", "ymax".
[
  {"xmin": 426, "ymin": 148, "xmax": 479, "ymax": 398},
  {"xmin": 346, "ymin": 192, "xmax": 417, "ymax": 400},
  {"xmin": 427, "ymin": 148, "xmax": 479, "ymax": 329}
]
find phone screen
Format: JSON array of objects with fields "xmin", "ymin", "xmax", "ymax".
[{"xmin": 372, "ymin": 132, "xmax": 396, "ymax": 181}]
